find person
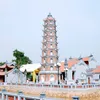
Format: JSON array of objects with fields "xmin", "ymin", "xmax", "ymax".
[
  {"xmin": 76, "ymin": 79, "xmax": 78, "ymax": 85},
  {"xmin": 27, "ymin": 78, "xmax": 30, "ymax": 83},
  {"xmin": 65, "ymin": 80, "xmax": 67, "ymax": 84}
]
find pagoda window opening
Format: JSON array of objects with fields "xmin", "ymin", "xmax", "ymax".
[
  {"xmin": 50, "ymin": 38, "xmax": 52, "ymax": 41},
  {"xmin": 44, "ymin": 39, "xmax": 46, "ymax": 42},
  {"xmin": 50, "ymin": 74, "xmax": 54, "ymax": 82},
  {"xmin": 44, "ymin": 45, "xmax": 46, "ymax": 48},
  {"xmin": 45, "ymin": 22, "xmax": 47, "ymax": 25},
  {"xmin": 44, "ymin": 58, "xmax": 46, "ymax": 63},
  {"xmin": 50, "ymin": 21, "xmax": 54, "ymax": 24},
  {"xmin": 50, "ymin": 32, "xmax": 52, "ymax": 35},
  {"xmin": 50, "ymin": 44, "xmax": 53, "ymax": 48},
  {"xmin": 44, "ymin": 27, "xmax": 47, "ymax": 30},
  {"xmin": 50, "ymin": 66, "xmax": 53, "ymax": 71},
  {"xmin": 50, "ymin": 58, "xmax": 53, "ymax": 63},
  {"xmin": 50, "ymin": 51, "xmax": 53, "ymax": 55},
  {"xmin": 44, "ymin": 52, "xmax": 46, "ymax": 56}
]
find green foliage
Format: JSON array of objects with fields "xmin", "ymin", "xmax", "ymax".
[
  {"xmin": 0, "ymin": 62, "xmax": 5, "ymax": 66},
  {"xmin": 27, "ymin": 72, "xmax": 32, "ymax": 80},
  {"xmin": 12, "ymin": 49, "xmax": 32, "ymax": 68}
]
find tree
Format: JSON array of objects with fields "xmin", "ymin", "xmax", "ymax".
[
  {"xmin": 12, "ymin": 49, "xmax": 32, "ymax": 68},
  {"xmin": 0, "ymin": 62, "xmax": 5, "ymax": 66}
]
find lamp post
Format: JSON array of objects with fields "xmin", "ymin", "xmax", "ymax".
[
  {"xmin": 24, "ymin": 69, "xmax": 27, "ymax": 82},
  {"xmin": 56, "ymin": 63, "xmax": 61, "ymax": 84},
  {"xmin": 5, "ymin": 61, "xmax": 8, "ymax": 83},
  {"xmin": 5, "ymin": 67, "xmax": 7, "ymax": 83},
  {"xmin": 64, "ymin": 58, "xmax": 68, "ymax": 82}
]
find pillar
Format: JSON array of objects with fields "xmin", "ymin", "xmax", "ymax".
[
  {"xmin": 2, "ymin": 89, "xmax": 6, "ymax": 100},
  {"xmin": 6, "ymin": 95, "xmax": 8, "ymax": 100},
  {"xmin": 14, "ymin": 96, "xmax": 16, "ymax": 100},
  {"xmin": 40, "ymin": 93, "xmax": 46, "ymax": 99},
  {"xmin": 18, "ymin": 91, "xmax": 23, "ymax": 100},
  {"xmin": 72, "ymin": 96, "xmax": 79, "ymax": 100},
  {"xmin": 2, "ymin": 93, "xmax": 4, "ymax": 100}
]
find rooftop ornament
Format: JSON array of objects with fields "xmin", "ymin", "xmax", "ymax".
[
  {"xmin": 40, "ymin": 93, "xmax": 46, "ymax": 100},
  {"xmin": 89, "ymin": 54, "xmax": 93, "ymax": 57},
  {"xmin": 64, "ymin": 58, "xmax": 68, "ymax": 81},
  {"xmin": 48, "ymin": 13, "xmax": 52, "ymax": 17},
  {"xmin": 78, "ymin": 55, "xmax": 82, "ymax": 60},
  {"xmin": 64, "ymin": 58, "xmax": 68, "ymax": 67},
  {"xmin": 24, "ymin": 69, "xmax": 27, "ymax": 75},
  {"xmin": 55, "ymin": 63, "xmax": 61, "ymax": 84}
]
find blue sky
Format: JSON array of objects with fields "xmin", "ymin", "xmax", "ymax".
[{"xmin": 0, "ymin": 0, "xmax": 100, "ymax": 64}]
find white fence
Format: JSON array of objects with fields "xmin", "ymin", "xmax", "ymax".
[
  {"xmin": 0, "ymin": 89, "xmax": 40, "ymax": 100},
  {"xmin": 0, "ymin": 82, "xmax": 100, "ymax": 89}
]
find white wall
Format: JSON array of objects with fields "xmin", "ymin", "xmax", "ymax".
[
  {"xmin": 67, "ymin": 69, "xmax": 72, "ymax": 80},
  {"xmin": 93, "ymin": 74, "xmax": 100, "ymax": 80},
  {"xmin": 6, "ymin": 69, "xmax": 26, "ymax": 83},
  {"xmin": 89, "ymin": 60, "xmax": 97, "ymax": 68},
  {"xmin": 67, "ymin": 61, "xmax": 89, "ymax": 84},
  {"xmin": 75, "ymin": 64, "xmax": 87, "ymax": 80}
]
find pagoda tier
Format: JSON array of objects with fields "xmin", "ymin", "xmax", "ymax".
[{"xmin": 40, "ymin": 13, "xmax": 59, "ymax": 84}]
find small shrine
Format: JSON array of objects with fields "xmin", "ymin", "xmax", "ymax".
[{"xmin": 0, "ymin": 64, "xmax": 14, "ymax": 82}]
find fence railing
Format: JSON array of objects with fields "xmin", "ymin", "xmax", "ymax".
[
  {"xmin": 0, "ymin": 89, "xmax": 40, "ymax": 100},
  {"xmin": 0, "ymin": 82, "xmax": 100, "ymax": 89},
  {"xmin": 0, "ymin": 89, "xmax": 63, "ymax": 100}
]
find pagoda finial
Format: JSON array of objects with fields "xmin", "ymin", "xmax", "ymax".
[
  {"xmin": 78, "ymin": 55, "xmax": 82, "ymax": 60},
  {"xmin": 48, "ymin": 12, "xmax": 52, "ymax": 17},
  {"xmin": 5, "ymin": 60, "xmax": 8, "ymax": 64},
  {"xmin": 89, "ymin": 54, "xmax": 93, "ymax": 57},
  {"xmin": 64, "ymin": 58, "xmax": 68, "ymax": 66},
  {"xmin": 69, "ymin": 56, "xmax": 72, "ymax": 59}
]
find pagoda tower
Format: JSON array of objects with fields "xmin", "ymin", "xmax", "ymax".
[{"xmin": 39, "ymin": 13, "xmax": 59, "ymax": 84}]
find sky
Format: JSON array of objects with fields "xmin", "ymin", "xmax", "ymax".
[{"xmin": 0, "ymin": 0, "xmax": 100, "ymax": 64}]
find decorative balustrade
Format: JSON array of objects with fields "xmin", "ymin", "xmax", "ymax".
[
  {"xmin": 0, "ymin": 89, "xmax": 40, "ymax": 100},
  {"xmin": 0, "ymin": 89, "xmax": 62, "ymax": 100},
  {"xmin": 0, "ymin": 82, "xmax": 100, "ymax": 89}
]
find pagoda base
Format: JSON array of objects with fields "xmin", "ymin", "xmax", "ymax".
[{"xmin": 39, "ymin": 71, "xmax": 61, "ymax": 84}]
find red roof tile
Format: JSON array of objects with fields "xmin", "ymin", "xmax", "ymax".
[
  {"xmin": 0, "ymin": 64, "xmax": 14, "ymax": 69},
  {"xmin": 82, "ymin": 57, "xmax": 89, "ymax": 61},
  {"xmin": 92, "ymin": 66, "xmax": 100, "ymax": 73},
  {"xmin": 67, "ymin": 58, "xmax": 79, "ymax": 69},
  {"xmin": 59, "ymin": 56, "xmax": 90, "ymax": 72}
]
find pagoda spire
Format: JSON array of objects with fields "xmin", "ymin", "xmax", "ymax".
[
  {"xmin": 48, "ymin": 12, "xmax": 52, "ymax": 17},
  {"xmin": 40, "ymin": 14, "xmax": 59, "ymax": 84}
]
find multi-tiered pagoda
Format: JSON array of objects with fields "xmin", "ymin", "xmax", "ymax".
[{"xmin": 39, "ymin": 13, "xmax": 59, "ymax": 83}]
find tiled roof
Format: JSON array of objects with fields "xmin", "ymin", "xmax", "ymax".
[
  {"xmin": 0, "ymin": 64, "xmax": 14, "ymax": 69},
  {"xmin": 67, "ymin": 58, "xmax": 79, "ymax": 69},
  {"xmin": 82, "ymin": 57, "xmax": 89, "ymax": 61},
  {"xmin": 92, "ymin": 66, "xmax": 100, "ymax": 73},
  {"xmin": 60, "ymin": 56, "xmax": 90, "ymax": 72}
]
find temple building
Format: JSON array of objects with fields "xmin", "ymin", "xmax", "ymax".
[
  {"xmin": 0, "ymin": 64, "xmax": 14, "ymax": 82},
  {"xmin": 39, "ymin": 13, "xmax": 59, "ymax": 84},
  {"xmin": 0, "ymin": 63, "xmax": 26, "ymax": 83},
  {"xmin": 60, "ymin": 55, "xmax": 97, "ymax": 85}
]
